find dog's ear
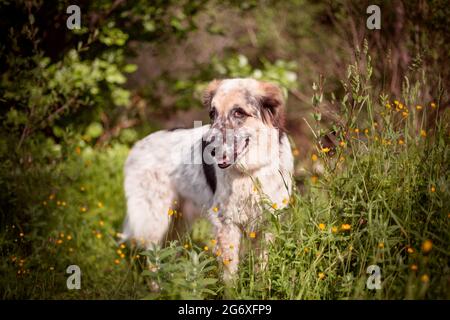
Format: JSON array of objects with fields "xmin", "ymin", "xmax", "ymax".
[
  {"xmin": 202, "ymin": 80, "xmax": 222, "ymax": 109},
  {"xmin": 258, "ymin": 81, "xmax": 286, "ymax": 130}
]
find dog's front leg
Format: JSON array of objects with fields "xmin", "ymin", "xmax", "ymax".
[{"xmin": 215, "ymin": 221, "xmax": 241, "ymax": 282}]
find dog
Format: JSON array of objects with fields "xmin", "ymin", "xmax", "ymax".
[{"xmin": 122, "ymin": 78, "xmax": 294, "ymax": 281}]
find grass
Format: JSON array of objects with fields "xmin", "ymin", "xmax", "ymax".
[{"xmin": 1, "ymin": 53, "xmax": 449, "ymax": 300}]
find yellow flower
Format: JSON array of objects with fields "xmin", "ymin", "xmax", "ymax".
[
  {"xmin": 321, "ymin": 147, "xmax": 330, "ymax": 153},
  {"xmin": 341, "ymin": 223, "xmax": 351, "ymax": 231},
  {"xmin": 114, "ymin": 259, "xmax": 120, "ymax": 265},
  {"xmin": 394, "ymin": 100, "xmax": 399, "ymax": 105},
  {"xmin": 66, "ymin": 235, "xmax": 72, "ymax": 241},
  {"xmin": 215, "ymin": 249, "xmax": 222, "ymax": 257},
  {"xmin": 378, "ymin": 242, "xmax": 385, "ymax": 249},
  {"xmin": 271, "ymin": 203, "xmax": 278, "ymax": 210},
  {"xmin": 19, "ymin": 232, "xmax": 24, "ymax": 237},
  {"xmin": 318, "ymin": 223, "xmax": 325, "ymax": 231},
  {"xmin": 56, "ymin": 201, "xmax": 61, "ymax": 206},
  {"xmin": 410, "ymin": 264, "xmax": 418, "ymax": 271},
  {"xmin": 229, "ymin": 245, "xmax": 234, "ymax": 249},
  {"xmin": 99, "ymin": 220, "xmax": 104, "ymax": 227},
  {"xmin": 311, "ymin": 154, "xmax": 318, "ymax": 162},
  {"xmin": 117, "ymin": 249, "xmax": 122, "ymax": 255},
  {"xmin": 184, "ymin": 244, "xmax": 189, "ymax": 249},
  {"xmin": 293, "ymin": 149, "xmax": 300, "ymax": 156},
  {"xmin": 223, "ymin": 258, "xmax": 230, "ymax": 266},
  {"xmin": 339, "ymin": 141, "xmax": 346, "ymax": 147},
  {"xmin": 385, "ymin": 103, "xmax": 391, "ymax": 109},
  {"xmin": 318, "ymin": 272, "xmax": 326, "ymax": 280},
  {"xmin": 61, "ymin": 201, "xmax": 66, "ymax": 207},
  {"xmin": 120, "ymin": 243, "xmax": 126, "ymax": 249},
  {"xmin": 364, "ymin": 128, "xmax": 369, "ymax": 134},
  {"xmin": 421, "ymin": 239, "xmax": 433, "ymax": 253},
  {"xmin": 80, "ymin": 207, "xmax": 87, "ymax": 213},
  {"xmin": 167, "ymin": 208, "xmax": 174, "ymax": 216},
  {"xmin": 49, "ymin": 194, "xmax": 55, "ymax": 200},
  {"xmin": 249, "ymin": 232, "xmax": 256, "ymax": 239},
  {"xmin": 398, "ymin": 139, "xmax": 404, "ymax": 145},
  {"xmin": 339, "ymin": 156, "xmax": 345, "ymax": 162},
  {"xmin": 304, "ymin": 247, "xmax": 309, "ymax": 253},
  {"xmin": 402, "ymin": 111, "xmax": 408, "ymax": 117},
  {"xmin": 416, "ymin": 105, "xmax": 423, "ymax": 110},
  {"xmin": 97, "ymin": 202, "xmax": 103, "ymax": 208},
  {"xmin": 282, "ymin": 198, "xmax": 288, "ymax": 205},
  {"xmin": 203, "ymin": 246, "xmax": 209, "ymax": 251},
  {"xmin": 96, "ymin": 233, "xmax": 102, "ymax": 239},
  {"xmin": 420, "ymin": 274, "xmax": 429, "ymax": 283},
  {"xmin": 56, "ymin": 239, "xmax": 63, "ymax": 245},
  {"xmin": 120, "ymin": 253, "xmax": 125, "ymax": 259},
  {"xmin": 430, "ymin": 102, "xmax": 436, "ymax": 109},
  {"xmin": 210, "ymin": 239, "xmax": 217, "ymax": 245},
  {"xmin": 80, "ymin": 186, "xmax": 86, "ymax": 192},
  {"xmin": 430, "ymin": 186, "xmax": 436, "ymax": 193},
  {"xmin": 311, "ymin": 176, "xmax": 318, "ymax": 184},
  {"xmin": 407, "ymin": 247, "xmax": 415, "ymax": 254},
  {"xmin": 331, "ymin": 226, "xmax": 338, "ymax": 233},
  {"xmin": 212, "ymin": 207, "xmax": 219, "ymax": 213},
  {"xmin": 420, "ymin": 129, "xmax": 427, "ymax": 137}
]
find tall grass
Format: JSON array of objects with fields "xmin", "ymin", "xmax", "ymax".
[{"xmin": 0, "ymin": 48, "xmax": 448, "ymax": 300}]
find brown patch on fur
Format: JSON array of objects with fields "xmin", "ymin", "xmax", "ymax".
[
  {"xmin": 258, "ymin": 82, "xmax": 286, "ymax": 132},
  {"xmin": 202, "ymin": 79, "xmax": 222, "ymax": 109}
]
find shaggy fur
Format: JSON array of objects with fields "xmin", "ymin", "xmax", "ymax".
[{"xmin": 123, "ymin": 78, "xmax": 294, "ymax": 281}]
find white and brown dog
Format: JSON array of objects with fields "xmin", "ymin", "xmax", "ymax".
[{"xmin": 123, "ymin": 78, "xmax": 293, "ymax": 281}]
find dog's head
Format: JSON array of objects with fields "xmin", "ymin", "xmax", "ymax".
[{"xmin": 202, "ymin": 78, "xmax": 286, "ymax": 171}]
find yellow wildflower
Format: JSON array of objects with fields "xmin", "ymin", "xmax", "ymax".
[
  {"xmin": 249, "ymin": 232, "xmax": 256, "ymax": 239},
  {"xmin": 318, "ymin": 272, "xmax": 326, "ymax": 280},
  {"xmin": 420, "ymin": 274, "xmax": 429, "ymax": 283},
  {"xmin": 321, "ymin": 147, "xmax": 330, "ymax": 153},
  {"xmin": 331, "ymin": 226, "xmax": 338, "ymax": 233},
  {"xmin": 410, "ymin": 264, "xmax": 418, "ymax": 271},
  {"xmin": 416, "ymin": 105, "xmax": 423, "ymax": 110},
  {"xmin": 341, "ymin": 223, "xmax": 351, "ymax": 231},
  {"xmin": 318, "ymin": 223, "xmax": 325, "ymax": 231},
  {"xmin": 420, "ymin": 130, "xmax": 427, "ymax": 137},
  {"xmin": 311, "ymin": 154, "xmax": 318, "ymax": 162},
  {"xmin": 212, "ymin": 207, "xmax": 219, "ymax": 213},
  {"xmin": 378, "ymin": 242, "xmax": 385, "ymax": 249},
  {"xmin": 421, "ymin": 239, "xmax": 433, "ymax": 253}
]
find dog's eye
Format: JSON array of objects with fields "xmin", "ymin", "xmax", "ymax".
[
  {"xmin": 209, "ymin": 108, "xmax": 217, "ymax": 120},
  {"xmin": 233, "ymin": 108, "xmax": 247, "ymax": 119}
]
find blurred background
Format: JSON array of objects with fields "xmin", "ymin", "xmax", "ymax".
[{"xmin": 0, "ymin": 0, "xmax": 448, "ymax": 299}]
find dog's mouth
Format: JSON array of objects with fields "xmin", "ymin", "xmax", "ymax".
[{"xmin": 216, "ymin": 137, "xmax": 250, "ymax": 169}]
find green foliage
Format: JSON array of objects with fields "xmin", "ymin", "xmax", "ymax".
[{"xmin": 0, "ymin": 0, "xmax": 448, "ymax": 300}]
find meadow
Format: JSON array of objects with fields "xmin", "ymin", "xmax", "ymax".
[
  {"xmin": 0, "ymin": 0, "xmax": 448, "ymax": 300},
  {"xmin": 1, "ymin": 49, "xmax": 448, "ymax": 299}
]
